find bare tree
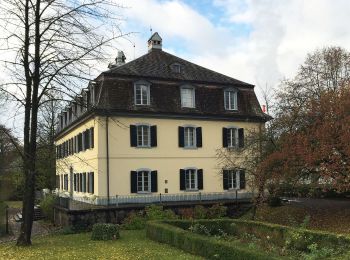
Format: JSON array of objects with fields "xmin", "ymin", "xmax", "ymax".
[{"xmin": 0, "ymin": 0, "xmax": 129, "ymax": 245}]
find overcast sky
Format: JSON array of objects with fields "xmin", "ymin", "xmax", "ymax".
[
  {"xmin": 116, "ymin": 0, "xmax": 350, "ymax": 95},
  {"xmin": 2, "ymin": 0, "xmax": 350, "ymax": 134}
]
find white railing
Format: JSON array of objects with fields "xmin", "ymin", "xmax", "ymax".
[{"xmin": 63, "ymin": 191, "xmax": 253, "ymax": 206}]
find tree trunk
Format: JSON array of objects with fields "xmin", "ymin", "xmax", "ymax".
[{"xmin": 17, "ymin": 0, "xmax": 41, "ymax": 246}]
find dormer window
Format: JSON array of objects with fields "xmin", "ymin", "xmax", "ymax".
[
  {"xmin": 180, "ymin": 86, "xmax": 195, "ymax": 108},
  {"xmin": 171, "ymin": 63, "xmax": 182, "ymax": 73},
  {"xmin": 224, "ymin": 88, "xmax": 238, "ymax": 110},
  {"xmin": 134, "ymin": 81, "xmax": 150, "ymax": 105}
]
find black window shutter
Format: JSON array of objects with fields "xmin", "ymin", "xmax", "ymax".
[
  {"xmin": 130, "ymin": 125, "xmax": 137, "ymax": 147},
  {"xmin": 239, "ymin": 169, "xmax": 246, "ymax": 189},
  {"xmin": 223, "ymin": 170, "xmax": 229, "ymax": 190},
  {"xmin": 151, "ymin": 125, "xmax": 157, "ymax": 147},
  {"xmin": 197, "ymin": 169, "xmax": 203, "ymax": 190},
  {"xmin": 178, "ymin": 126, "xmax": 184, "ymax": 147},
  {"xmin": 238, "ymin": 128, "xmax": 244, "ymax": 148},
  {"xmin": 223, "ymin": 128, "xmax": 228, "ymax": 147},
  {"xmin": 90, "ymin": 127, "xmax": 94, "ymax": 148},
  {"xmin": 196, "ymin": 127, "xmax": 202, "ymax": 147},
  {"xmin": 130, "ymin": 171, "xmax": 137, "ymax": 193},
  {"xmin": 180, "ymin": 169, "xmax": 185, "ymax": 190},
  {"xmin": 151, "ymin": 171, "xmax": 158, "ymax": 192},
  {"xmin": 91, "ymin": 172, "xmax": 94, "ymax": 194},
  {"xmin": 78, "ymin": 133, "xmax": 82, "ymax": 152}
]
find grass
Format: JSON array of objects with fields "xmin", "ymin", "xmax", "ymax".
[
  {"xmin": 5, "ymin": 201, "xmax": 22, "ymax": 209},
  {"xmin": 242, "ymin": 203, "xmax": 350, "ymax": 234},
  {"xmin": 0, "ymin": 230, "xmax": 203, "ymax": 260}
]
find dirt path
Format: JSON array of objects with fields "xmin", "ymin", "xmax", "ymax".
[{"xmin": 0, "ymin": 207, "xmax": 56, "ymax": 243}]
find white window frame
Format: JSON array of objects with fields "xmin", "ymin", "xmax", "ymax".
[
  {"xmin": 224, "ymin": 88, "xmax": 238, "ymax": 110},
  {"xmin": 227, "ymin": 127, "xmax": 239, "ymax": 148},
  {"xmin": 136, "ymin": 168, "xmax": 151, "ymax": 193},
  {"xmin": 134, "ymin": 81, "xmax": 150, "ymax": 105},
  {"xmin": 136, "ymin": 124, "xmax": 151, "ymax": 148},
  {"xmin": 227, "ymin": 169, "xmax": 240, "ymax": 190},
  {"xmin": 183, "ymin": 125, "xmax": 197, "ymax": 148},
  {"xmin": 184, "ymin": 167, "xmax": 198, "ymax": 191},
  {"xmin": 180, "ymin": 86, "xmax": 195, "ymax": 108}
]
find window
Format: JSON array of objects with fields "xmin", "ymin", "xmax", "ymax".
[
  {"xmin": 227, "ymin": 128, "xmax": 238, "ymax": 148},
  {"xmin": 181, "ymin": 87, "xmax": 195, "ymax": 108},
  {"xmin": 224, "ymin": 89, "xmax": 238, "ymax": 110},
  {"xmin": 171, "ymin": 63, "xmax": 182, "ymax": 73},
  {"xmin": 137, "ymin": 170, "xmax": 151, "ymax": 193},
  {"xmin": 223, "ymin": 169, "xmax": 246, "ymax": 190},
  {"xmin": 184, "ymin": 127, "xmax": 196, "ymax": 148},
  {"xmin": 134, "ymin": 83, "xmax": 150, "ymax": 105},
  {"xmin": 64, "ymin": 174, "xmax": 68, "ymax": 191},
  {"xmin": 228, "ymin": 170, "xmax": 239, "ymax": 189},
  {"xmin": 137, "ymin": 125, "xmax": 150, "ymax": 147},
  {"xmin": 179, "ymin": 126, "xmax": 202, "ymax": 148},
  {"xmin": 185, "ymin": 169, "xmax": 197, "ymax": 190},
  {"xmin": 81, "ymin": 173, "xmax": 86, "ymax": 192},
  {"xmin": 180, "ymin": 168, "xmax": 203, "ymax": 191},
  {"xmin": 223, "ymin": 127, "xmax": 244, "ymax": 148}
]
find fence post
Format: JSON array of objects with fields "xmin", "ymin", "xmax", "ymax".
[
  {"xmin": 5, "ymin": 205, "xmax": 9, "ymax": 234},
  {"xmin": 116, "ymin": 195, "xmax": 119, "ymax": 207},
  {"xmin": 159, "ymin": 193, "xmax": 162, "ymax": 203}
]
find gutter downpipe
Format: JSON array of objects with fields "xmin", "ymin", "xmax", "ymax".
[{"xmin": 106, "ymin": 114, "xmax": 111, "ymax": 221}]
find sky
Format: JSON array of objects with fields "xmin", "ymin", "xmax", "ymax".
[
  {"xmin": 114, "ymin": 0, "xmax": 350, "ymax": 99},
  {"xmin": 2, "ymin": 0, "xmax": 350, "ymax": 136}
]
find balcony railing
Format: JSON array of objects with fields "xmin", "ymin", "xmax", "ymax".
[{"xmin": 56, "ymin": 191, "xmax": 253, "ymax": 210}]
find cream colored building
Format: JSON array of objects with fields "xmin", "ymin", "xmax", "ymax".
[{"xmin": 55, "ymin": 33, "xmax": 269, "ymax": 205}]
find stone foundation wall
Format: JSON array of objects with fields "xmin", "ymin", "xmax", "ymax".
[{"xmin": 54, "ymin": 202, "xmax": 252, "ymax": 228}]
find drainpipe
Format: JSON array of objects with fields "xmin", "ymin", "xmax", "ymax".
[{"xmin": 106, "ymin": 115, "xmax": 110, "ymax": 209}]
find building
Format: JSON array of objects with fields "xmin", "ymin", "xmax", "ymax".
[{"xmin": 55, "ymin": 33, "xmax": 269, "ymax": 206}]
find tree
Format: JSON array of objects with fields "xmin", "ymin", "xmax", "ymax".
[
  {"xmin": 265, "ymin": 47, "xmax": 350, "ymax": 193},
  {"xmin": 0, "ymin": 0, "xmax": 128, "ymax": 245}
]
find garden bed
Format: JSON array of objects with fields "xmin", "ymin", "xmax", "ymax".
[{"xmin": 146, "ymin": 219, "xmax": 350, "ymax": 259}]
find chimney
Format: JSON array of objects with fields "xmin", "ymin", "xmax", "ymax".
[
  {"xmin": 262, "ymin": 105, "xmax": 266, "ymax": 113},
  {"xmin": 108, "ymin": 51, "xmax": 126, "ymax": 69},
  {"xmin": 148, "ymin": 32, "xmax": 162, "ymax": 52}
]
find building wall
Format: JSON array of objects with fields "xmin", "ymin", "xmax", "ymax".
[
  {"xmin": 56, "ymin": 115, "xmax": 263, "ymax": 198},
  {"xmin": 97, "ymin": 116, "xmax": 262, "ymax": 197},
  {"xmin": 56, "ymin": 117, "xmax": 100, "ymax": 196}
]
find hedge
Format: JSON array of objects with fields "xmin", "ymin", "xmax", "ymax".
[
  {"xmin": 91, "ymin": 223, "xmax": 120, "ymax": 241},
  {"xmin": 163, "ymin": 219, "xmax": 350, "ymax": 252},
  {"xmin": 146, "ymin": 221, "xmax": 278, "ymax": 260}
]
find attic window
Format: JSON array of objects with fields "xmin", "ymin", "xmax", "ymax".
[{"xmin": 171, "ymin": 63, "xmax": 182, "ymax": 73}]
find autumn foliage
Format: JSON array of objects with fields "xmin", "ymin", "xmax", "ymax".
[{"xmin": 263, "ymin": 84, "xmax": 350, "ymax": 192}]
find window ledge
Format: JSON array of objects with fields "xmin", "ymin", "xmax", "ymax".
[
  {"xmin": 184, "ymin": 189, "xmax": 199, "ymax": 192},
  {"xmin": 183, "ymin": 147, "xmax": 198, "ymax": 150},
  {"xmin": 136, "ymin": 192, "xmax": 152, "ymax": 195}
]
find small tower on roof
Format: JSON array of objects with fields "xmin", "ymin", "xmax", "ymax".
[{"xmin": 148, "ymin": 32, "xmax": 162, "ymax": 52}]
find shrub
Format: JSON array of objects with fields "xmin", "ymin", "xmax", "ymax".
[
  {"xmin": 207, "ymin": 204, "xmax": 227, "ymax": 219},
  {"xmin": 40, "ymin": 194, "xmax": 57, "ymax": 222},
  {"xmin": 146, "ymin": 221, "xmax": 276, "ymax": 259},
  {"xmin": 193, "ymin": 205, "xmax": 207, "ymax": 219},
  {"xmin": 122, "ymin": 211, "xmax": 146, "ymax": 230},
  {"xmin": 145, "ymin": 205, "xmax": 178, "ymax": 220},
  {"xmin": 178, "ymin": 208, "xmax": 194, "ymax": 219},
  {"xmin": 267, "ymin": 196, "xmax": 282, "ymax": 207},
  {"xmin": 91, "ymin": 223, "xmax": 120, "ymax": 241}
]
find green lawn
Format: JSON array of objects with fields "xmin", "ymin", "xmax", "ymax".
[{"xmin": 0, "ymin": 230, "xmax": 202, "ymax": 260}]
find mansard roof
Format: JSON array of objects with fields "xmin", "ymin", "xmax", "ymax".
[{"xmin": 102, "ymin": 49, "xmax": 253, "ymax": 86}]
